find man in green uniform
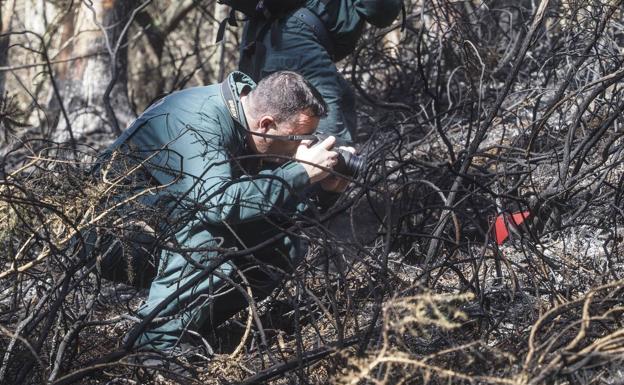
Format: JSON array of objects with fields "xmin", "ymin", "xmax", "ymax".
[
  {"xmin": 98, "ymin": 71, "xmax": 352, "ymax": 358},
  {"xmin": 239, "ymin": 0, "xmax": 403, "ymax": 140}
]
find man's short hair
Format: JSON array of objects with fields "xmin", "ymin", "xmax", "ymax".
[{"xmin": 248, "ymin": 71, "xmax": 328, "ymax": 124}]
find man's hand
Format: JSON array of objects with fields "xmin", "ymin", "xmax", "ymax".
[
  {"xmin": 295, "ymin": 136, "xmax": 338, "ymax": 184},
  {"xmin": 320, "ymin": 146, "xmax": 355, "ymax": 193}
]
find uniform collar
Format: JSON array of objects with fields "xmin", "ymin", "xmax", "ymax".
[{"xmin": 220, "ymin": 71, "xmax": 256, "ymax": 132}]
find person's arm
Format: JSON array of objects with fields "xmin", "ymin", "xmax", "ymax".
[
  {"xmin": 178, "ymin": 126, "xmax": 311, "ymax": 225},
  {"xmin": 177, "ymin": 118, "xmax": 340, "ymax": 226},
  {"xmin": 201, "ymin": 161, "xmax": 311, "ymax": 225},
  {"xmin": 356, "ymin": 0, "xmax": 403, "ymax": 28}
]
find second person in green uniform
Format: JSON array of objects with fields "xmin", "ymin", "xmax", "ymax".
[{"xmin": 239, "ymin": 0, "xmax": 403, "ymax": 141}]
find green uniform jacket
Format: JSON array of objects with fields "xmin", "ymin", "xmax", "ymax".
[
  {"xmin": 106, "ymin": 72, "xmax": 319, "ymax": 351},
  {"xmin": 239, "ymin": 0, "xmax": 402, "ymax": 140}
]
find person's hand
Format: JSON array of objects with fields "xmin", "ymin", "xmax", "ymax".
[
  {"xmin": 320, "ymin": 146, "xmax": 356, "ymax": 193},
  {"xmin": 295, "ymin": 136, "xmax": 338, "ymax": 184}
]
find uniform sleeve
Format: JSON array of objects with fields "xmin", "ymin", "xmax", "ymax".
[
  {"xmin": 174, "ymin": 114, "xmax": 311, "ymax": 226},
  {"xmin": 356, "ymin": 0, "xmax": 403, "ymax": 28}
]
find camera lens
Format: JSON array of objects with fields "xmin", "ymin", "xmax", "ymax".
[{"xmin": 335, "ymin": 149, "xmax": 364, "ymax": 177}]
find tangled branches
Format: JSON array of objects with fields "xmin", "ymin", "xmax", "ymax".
[{"xmin": 2, "ymin": 0, "xmax": 624, "ymax": 384}]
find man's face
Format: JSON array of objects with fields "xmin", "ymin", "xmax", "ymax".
[{"xmin": 251, "ymin": 111, "xmax": 319, "ymax": 163}]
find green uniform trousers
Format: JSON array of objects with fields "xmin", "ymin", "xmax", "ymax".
[{"xmin": 135, "ymin": 215, "xmax": 304, "ymax": 351}]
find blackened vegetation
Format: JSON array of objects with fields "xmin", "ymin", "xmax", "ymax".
[{"xmin": 2, "ymin": 1, "xmax": 624, "ymax": 384}]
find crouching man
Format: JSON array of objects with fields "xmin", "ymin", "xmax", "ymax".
[{"xmin": 94, "ymin": 71, "xmax": 353, "ymax": 369}]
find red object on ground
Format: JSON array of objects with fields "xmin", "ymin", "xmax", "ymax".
[{"xmin": 493, "ymin": 211, "xmax": 531, "ymax": 245}]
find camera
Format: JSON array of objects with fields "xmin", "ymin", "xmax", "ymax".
[{"xmin": 313, "ymin": 133, "xmax": 365, "ymax": 177}]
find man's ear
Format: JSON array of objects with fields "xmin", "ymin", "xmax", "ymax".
[{"xmin": 258, "ymin": 116, "xmax": 276, "ymax": 133}]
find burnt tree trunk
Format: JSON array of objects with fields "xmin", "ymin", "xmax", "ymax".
[
  {"xmin": 0, "ymin": 0, "xmax": 16, "ymax": 97},
  {"xmin": 49, "ymin": 0, "xmax": 134, "ymax": 147},
  {"xmin": 211, "ymin": 2, "xmax": 231, "ymax": 82}
]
